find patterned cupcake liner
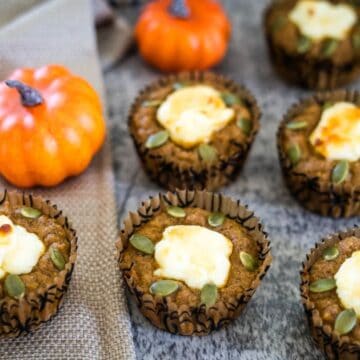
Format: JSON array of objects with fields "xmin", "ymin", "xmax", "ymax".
[
  {"xmin": 0, "ymin": 190, "xmax": 77, "ymax": 337},
  {"xmin": 116, "ymin": 188, "xmax": 272, "ymax": 336},
  {"xmin": 264, "ymin": 4, "xmax": 360, "ymax": 90},
  {"xmin": 277, "ymin": 90, "xmax": 360, "ymax": 218},
  {"xmin": 128, "ymin": 71, "xmax": 261, "ymax": 191},
  {"xmin": 300, "ymin": 226, "xmax": 360, "ymax": 359}
]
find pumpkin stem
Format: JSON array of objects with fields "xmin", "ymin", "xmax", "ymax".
[
  {"xmin": 5, "ymin": 80, "xmax": 43, "ymax": 107},
  {"xmin": 169, "ymin": 0, "xmax": 190, "ymax": 19}
]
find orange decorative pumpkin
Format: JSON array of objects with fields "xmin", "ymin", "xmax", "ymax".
[
  {"xmin": 0, "ymin": 65, "xmax": 106, "ymax": 188},
  {"xmin": 135, "ymin": 0, "xmax": 231, "ymax": 72}
]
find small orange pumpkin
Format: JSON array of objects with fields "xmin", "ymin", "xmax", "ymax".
[
  {"xmin": 0, "ymin": 65, "xmax": 106, "ymax": 188},
  {"xmin": 135, "ymin": 0, "xmax": 231, "ymax": 72}
]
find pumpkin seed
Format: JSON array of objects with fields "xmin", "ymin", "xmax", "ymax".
[
  {"xmin": 335, "ymin": 309, "xmax": 357, "ymax": 336},
  {"xmin": 331, "ymin": 160, "xmax": 349, "ymax": 185},
  {"xmin": 221, "ymin": 92, "xmax": 241, "ymax": 106},
  {"xmin": 4, "ymin": 274, "xmax": 25, "ymax": 299},
  {"xmin": 20, "ymin": 206, "xmax": 42, "ymax": 219},
  {"xmin": 309, "ymin": 278, "xmax": 336, "ymax": 293},
  {"xmin": 201, "ymin": 283, "xmax": 218, "ymax": 307},
  {"xmin": 322, "ymin": 102, "xmax": 333, "ymax": 111},
  {"xmin": 352, "ymin": 32, "xmax": 360, "ymax": 50},
  {"xmin": 145, "ymin": 130, "xmax": 169, "ymax": 149},
  {"xmin": 237, "ymin": 117, "xmax": 252, "ymax": 135},
  {"xmin": 322, "ymin": 39, "xmax": 338, "ymax": 57},
  {"xmin": 297, "ymin": 35, "xmax": 311, "ymax": 54},
  {"xmin": 166, "ymin": 206, "xmax": 186, "ymax": 218},
  {"xmin": 142, "ymin": 100, "xmax": 162, "ymax": 108},
  {"xmin": 50, "ymin": 247, "xmax": 66, "ymax": 270},
  {"xmin": 323, "ymin": 246, "xmax": 339, "ymax": 261},
  {"xmin": 239, "ymin": 251, "xmax": 259, "ymax": 272},
  {"xmin": 129, "ymin": 234, "xmax": 154, "ymax": 255},
  {"xmin": 286, "ymin": 120, "xmax": 308, "ymax": 130},
  {"xmin": 287, "ymin": 144, "xmax": 301, "ymax": 165},
  {"xmin": 272, "ymin": 16, "xmax": 287, "ymax": 32},
  {"xmin": 150, "ymin": 280, "xmax": 179, "ymax": 296},
  {"xmin": 173, "ymin": 82, "xmax": 186, "ymax": 90},
  {"xmin": 198, "ymin": 144, "xmax": 218, "ymax": 164},
  {"xmin": 208, "ymin": 212, "xmax": 225, "ymax": 227}
]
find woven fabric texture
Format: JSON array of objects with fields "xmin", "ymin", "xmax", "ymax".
[{"xmin": 0, "ymin": 0, "xmax": 135, "ymax": 359}]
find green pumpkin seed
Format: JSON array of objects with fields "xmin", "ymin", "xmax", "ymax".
[
  {"xmin": 201, "ymin": 283, "xmax": 218, "ymax": 307},
  {"xmin": 335, "ymin": 309, "xmax": 357, "ymax": 336},
  {"xmin": 287, "ymin": 144, "xmax": 301, "ymax": 165},
  {"xmin": 145, "ymin": 130, "xmax": 169, "ymax": 149},
  {"xmin": 272, "ymin": 16, "xmax": 287, "ymax": 32},
  {"xmin": 150, "ymin": 280, "xmax": 179, "ymax": 296},
  {"xmin": 309, "ymin": 278, "xmax": 336, "ymax": 293},
  {"xmin": 208, "ymin": 212, "xmax": 226, "ymax": 227},
  {"xmin": 4, "ymin": 274, "xmax": 25, "ymax": 299},
  {"xmin": 166, "ymin": 206, "xmax": 186, "ymax": 218},
  {"xmin": 129, "ymin": 234, "xmax": 154, "ymax": 255},
  {"xmin": 50, "ymin": 247, "xmax": 66, "ymax": 270},
  {"xmin": 331, "ymin": 160, "xmax": 349, "ymax": 185},
  {"xmin": 240, "ymin": 251, "xmax": 259, "ymax": 272},
  {"xmin": 323, "ymin": 246, "xmax": 339, "ymax": 261},
  {"xmin": 173, "ymin": 82, "xmax": 186, "ymax": 90},
  {"xmin": 286, "ymin": 120, "xmax": 308, "ymax": 130},
  {"xmin": 198, "ymin": 144, "xmax": 218, "ymax": 164},
  {"xmin": 20, "ymin": 206, "xmax": 42, "ymax": 219},
  {"xmin": 297, "ymin": 35, "xmax": 311, "ymax": 54},
  {"xmin": 352, "ymin": 32, "xmax": 360, "ymax": 50},
  {"xmin": 142, "ymin": 100, "xmax": 162, "ymax": 108},
  {"xmin": 322, "ymin": 102, "xmax": 333, "ymax": 111},
  {"xmin": 322, "ymin": 39, "xmax": 338, "ymax": 57},
  {"xmin": 237, "ymin": 117, "xmax": 252, "ymax": 135},
  {"xmin": 221, "ymin": 92, "xmax": 241, "ymax": 106}
]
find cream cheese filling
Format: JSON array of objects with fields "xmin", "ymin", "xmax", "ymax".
[
  {"xmin": 0, "ymin": 215, "xmax": 45, "ymax": 279},
  {"xmin": 156, "ymin": 85, "xmax": 235, "ymax": 149},
  {"xmin": 289, "ymin": 0, "xmax": 357, "ymax": 41},
  {"xmin": 154, "ymin": 225, "xmax": 233, "ymax": 289},
  {"xmin": 335, "ymin": 251, "xmax": 360, "ymax": 318}
]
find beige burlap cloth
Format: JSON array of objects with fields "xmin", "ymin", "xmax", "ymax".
[{"xmin": 0, "ymin": 0, "xmax": 136, "ymax": 359}]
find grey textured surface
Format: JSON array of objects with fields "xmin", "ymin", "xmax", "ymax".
[{"xmin": 105, "ymin": 1, "xmax": 359, "ymax": 359}]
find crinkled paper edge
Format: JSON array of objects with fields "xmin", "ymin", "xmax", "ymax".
[
  {"xmin": 277, "ymin": 90, "xmax": 360, "ymax": 218},
  {"xmin": 0, "ymin": 190, "xmax": 77, "ymax": 338},
  {"xmin": 128, "ymin": 71, "xmax": 261, "ymax": 191},
  {"xmin": 264, "ymin": 1, "xmax": 360, "ymax": 90},
  {"xmin": 116, "ymin": 188, "xmax": 272, "ymax": 336},
  {"xmin": 300, "ymin": 226, "xmax": 360, "ymax": 359}
]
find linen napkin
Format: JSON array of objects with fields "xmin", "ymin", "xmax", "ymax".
[{"xmin": 0, "ymin": 0, "xmax": 135, "ymax": 359}]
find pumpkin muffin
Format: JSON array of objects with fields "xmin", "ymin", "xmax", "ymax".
[
  {"xmin": 128, "ymin": 71, "xmax": 260, "ymax": 191},
  {"xmin": 264, "ymin": 0, "xmax": 360, "ymax": 90},
  {"xmin": 301, "ymin": 227, "xmax": 360, "ymax": 359},
  {"xmin": 117, "ymin": 189, "xmax": 272, "ymax": 336},
  {"xmin": 0, "ymin": 191, "xmax": 77, "ymax": 337},
  {"xmin": 277, "ymin": 90, "xmax": 360, "ymax": 217}
]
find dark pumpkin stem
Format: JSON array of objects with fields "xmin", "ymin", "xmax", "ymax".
[
  {"xmin": 5, "ymin": 80, "xmax": 43, "ymax": 107},
  {"xmin": 169, "ymin": 0, "xmax": 190, "ymax": 19}
]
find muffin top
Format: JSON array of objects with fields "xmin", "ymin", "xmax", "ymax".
[
  {"xmin": 129, "ymin": 73, "xmax": 259, "ymax": 169},
  {"xmin": 120, "ymin": 206, "xmax": 266, "ymax": 307},
  {"xmin": 265, "ymin": 0, "xmax": 360, "ymax": 64},
  {"xmin": 279, "ymin": 98, "xmax": 360, "ymax": 187},
  {"xmin": 0, "ymin": 199, "xmax": 71, "ymax": 300},
  {"xmin": 307, "ymin": 235, "xmax": 360, "ymax": 342}
]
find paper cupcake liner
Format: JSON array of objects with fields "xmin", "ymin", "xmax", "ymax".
[
  {"xmin": 116, "ymin": 188, "xmax": 272, "ymax": 336},
  {"xmin": 300, "ymin": 226, "xmax": 360, "ymax": 359},
  {"xmin": 264, "ymin": 5, "xmax": 360, "ymax": 90},
  {"xmin": 0, "ymin": 190, "xmax": 77, "ymax": 337},
  {"xmin": 128, "ymin": 71, "xmax": 261, "ymax": 191},
  {"xmin": 277, "ymin": 90, "xmax": 360, "ymax": 218}
]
